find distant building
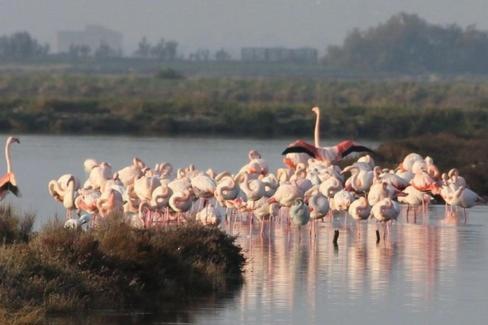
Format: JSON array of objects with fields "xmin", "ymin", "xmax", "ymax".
[
  {"xmin": 57, "ymin": 25, "xmax": 123, "ymax": 54},
  {"xmin": 241, "ymin": 47, "xmax": 318, "ymax": 63}
]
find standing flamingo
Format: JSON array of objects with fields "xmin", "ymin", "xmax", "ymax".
[
  {"xmin": 371, "ymin": 198, "xmax": 400, "ymax": 241},
  {"xmin": 348, "ymin": 196, "xmax": 371, "ymax": 237},
  {"xmin": 0, "ymin": 137, "xmax": 20, "ymax": 199}
]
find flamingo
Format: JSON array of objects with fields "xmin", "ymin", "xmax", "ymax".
[
  {"xmin": 371, "ymin": 198, "xmax": 400, "ymax": 240},
  {"xmin": 83, "ymin": 159, "xmax": 98, "ymax": 173},
  {"xmin": 238, "ymin": 172, "xmax": 265, "ymax": 205},
  {"xmin": 289, "ymin": 199, "xmax": 310, "ymax": 226},
  {"xmin": 367, "ymin": 182, "xmax": 391, "ymax": 206},
  {"xmin": 117, "ymin": 157, "xmax": 146, "ymax": 187},
  {"xmin": 155, "ymin": 162, "xmax": 173, "ymax": 179},
  {"xmin": 101, "ymin": 172, "xmax": 125, "ymax": 195},
  {"xmin": 268, "ymin": 181, "xmax": 301, "ymax": 207},
  {"xmin": 48, "ymin": 174, "xmax": 80, "ymax": 218},
  {"xmin": 397, "ymin": 153, "xmax": 423, "ymax": 172},
  {"xmin": 319, "ymin": 176, "xmax": 343, "ymax": 199},
  {"xmin": 134, "ymin": 174, "xmax": 161, "ymax": 203},
  {"xmin": 0, "ymin": 136, "xmax": 20, "ymax": 199},
  {"xmin": 252, "ymin": 199, "xmax": 280, "ymax": 236},
  {"xmin": 169, "ymin": 190, "xmax": 193, "ymax": 222},
  {"xmin": 75, "ymin": 188, "xmax": 101, "ymax": 223},
  {"xmin": 357, "ymin": 154, "xmax": 375, "ymax": 170},
  {"xmin": 241, "ymin": 150, "xmax": 269, "ymax": 176},
  {"xmin": 150, "ymin": 184, "xmax": 173, "ymax": 210},
  {"xmin": 308, "ymin": 191, "xmax": 330, "ymax": 220},
  {"xmin": 64, "ymin": 214, "xmax": 91, "ymax": 230},
  {"xmin": 261, "ymin": 173, "xmax": 279, "ymax": 198},
  {"xmin": 97, "ymin": 187, "xmax": 123, "ymax": 218},
  {"xmin": 191, "ymin": 173, "xmax": 216, "ymax": 201},
  {"xmin": 276, "ymin": 167, "xmax": 293, "ymax": 184},
  {"xmin": 448, "ymin": 186, "xmax": 482, "ymax": 223},
  {"xmin": 342, "ymin": 164, "xmax": 373, "ymax": 193},
  {"xmin": 333, "ymin": 189, "xmax": 354, "ymax": 215},
  {"xmin": 196, "ymin": 202, "xmax": 223, "ymax": 226},
  {"xmin": 348, "ymin": 196, "xmax": 371, "ymax": 237},
  {"xmin": 448, "ymin": 168, "xmax": 467, "ymax": 188},
  {"xmin": 410, "ymin": 161, "xmax": 439, "ymax": 194},
  {"xmin": 215, "ymin": 174, "xmax": 239, "ymax": 208},
  {"xmin": 398, "ymin": 185, "xmax": 432, "ymax": 221},
  {"xmin": 86, "ymin": 161, "xmax": 113, "ymax": 190},
  {"xmin": 425, "ymin": 156, "xmax": 440, "ymax": 179}
]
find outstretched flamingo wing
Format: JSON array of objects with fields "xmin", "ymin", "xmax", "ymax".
[
  {"xmin": 341, "ymin": 144, "xmax": 374, "ymax": 158},
  {"xmin": 281, "ymin": 140, "xmax": 319, "ymax": 159}
]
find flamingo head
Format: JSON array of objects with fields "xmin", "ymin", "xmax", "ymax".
[
  {"xmin": 7, "ymin": 137, "xmax": 20, "ymax": 145},
  {"xmin": 448, "ymin": 168, "xmax": 459, "ymax": 178},
  {"xmin": 248, "ymin": 149, "xmax": 261, "ymax": 160},
  {"xmin": 66, "ymin": 175, "xmax": 76, "ymax": 187},
  {"xmin": 312, "ymin": 106, "xmax": 320, "ymax": 115}
]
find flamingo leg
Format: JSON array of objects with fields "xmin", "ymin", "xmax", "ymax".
[{"xmin": 249, "ymin": 213, "xmax": 253, "ymax": 237}]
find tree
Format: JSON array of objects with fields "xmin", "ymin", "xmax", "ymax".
[
  {"xmin": 164, "ymin": 41, "xmax": 178, "ymax": 61},
  {"xmin": 190, "ymin": 49, "xmax": 210, "ymax": 61},
  {"xmin": 135, "ymin": 36, "xmax": 151, "ymax": 58},
  {"xmin": 0, "ymin": 31, "xmax": 50, "ymax": 60},
  {"xmin": 95, "ymin": 41, "xmax": 119, "ymax": 58},
  {"xmin": 215, "ymin": 48, "xmax": 231, "ymax": 61},
  {"xmin": 79, "ymin": 45, "xmax": 91, "ymax": 58}
]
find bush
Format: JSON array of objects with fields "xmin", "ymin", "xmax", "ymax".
[
  {"xmin": 0, "ymin": 214, "xmax": 244, "ymax": 322},
  {"xmin": 156, "ymin": 68, "xmax": 184, "ymax": 80},
  {"xmin": 0, "ymin": 205, "xmax": 34, "ymax": 244}
]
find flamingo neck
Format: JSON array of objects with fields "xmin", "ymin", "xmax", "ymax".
[
  {"xmin": 314, "ymin": 111, "xmax": 320, "ymax": 148},
  {"xmin": 5, "ymin": 141, "xmax": 12, "ymax": 174}
]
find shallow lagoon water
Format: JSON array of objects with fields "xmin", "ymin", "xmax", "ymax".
[{"xmin": 4, "ymin": 135, "xmax": 486, "ymax": 324}]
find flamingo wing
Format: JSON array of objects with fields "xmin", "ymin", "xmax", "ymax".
[
  {"xmin": 341, "ymin": 144, "xmax": 374, "ymax": 158},
  {"xmin": 281, "ymin": 140, "xmax": 319, "ymax": 158},
  {"xmin": 0, "ymin": 173, "xmax": 19, "ymax": 197}
]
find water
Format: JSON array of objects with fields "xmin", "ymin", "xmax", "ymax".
[{"xmin": 3, "ymin": 135, "xmax": 487, "ymax": 324}]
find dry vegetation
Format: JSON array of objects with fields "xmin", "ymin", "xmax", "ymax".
[{"xmin": 0, "ymin": 210, "xmax": 244, "ymax": 324}]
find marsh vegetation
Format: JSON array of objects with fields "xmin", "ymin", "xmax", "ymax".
[
  {"xmin": 1, "ymin": 73, "xmax": 488, "ymax": 138},
  {"xmin": 0, "ymin": 209, "xmax": 244, "ymax": 324}
]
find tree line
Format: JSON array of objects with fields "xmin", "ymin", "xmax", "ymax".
[
  {"xmin": 0, "ymin": 32, "xmax": 49, "ymax": 60},
  {"xmin": 3, "ymin": 13, "xmax": 488, "ymax": 74},
  {"xmin": 324, "ymin": 12, "xmax": 488, "ymax": 74},
  {"xmin": 0, "ymin": 31, "xmax": 232, "ymax": 62}
]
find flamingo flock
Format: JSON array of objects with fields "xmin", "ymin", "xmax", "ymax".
[
  {"xmin": 43, "ymin": 107, "xmax": 484, "ymax": 244},
  {"xmin": 0, "ymin": 107, "xmax": 479, "ymax": 244}
]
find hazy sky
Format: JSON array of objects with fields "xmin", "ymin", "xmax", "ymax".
[{"xmin": 1, "ymin": 0, "xmax": 487, "ymax": 55}]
